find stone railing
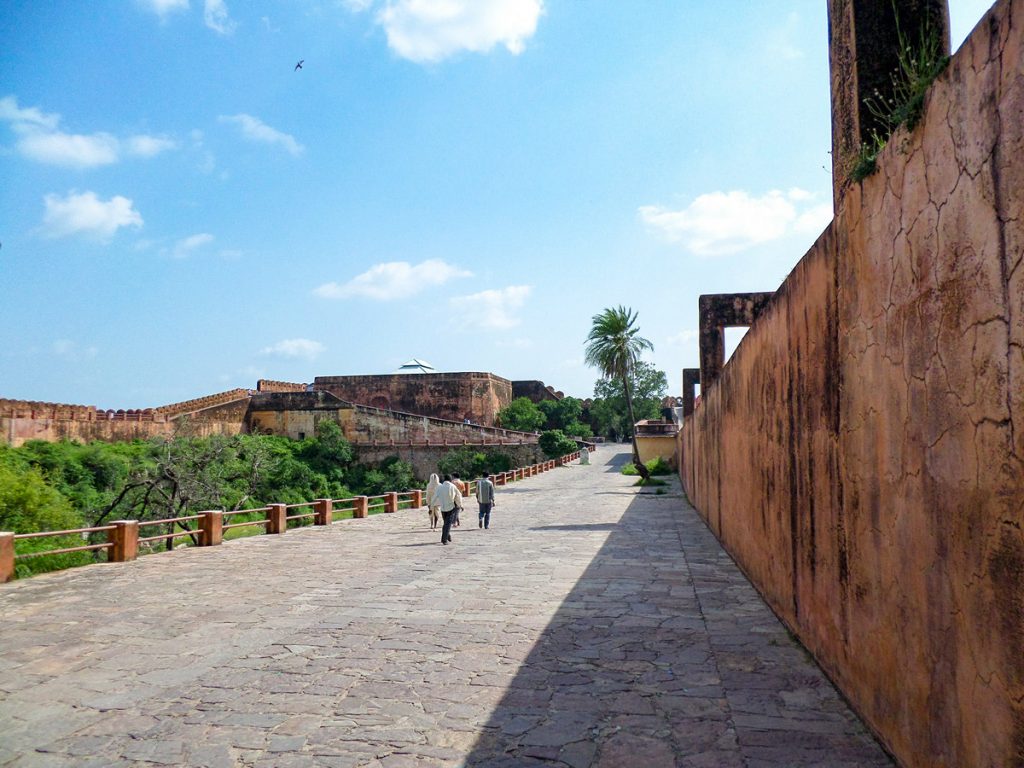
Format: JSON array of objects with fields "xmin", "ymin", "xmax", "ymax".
[{"xmin": 1, "ymin": 451, "xmax": 582, "ymax": 583}]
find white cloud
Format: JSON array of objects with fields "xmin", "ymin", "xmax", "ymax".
[
  {"xmin": 1, "ymin": 95, "xmax": 177, "ymax": 168},
  {"xmin": 138, "ymin": 0, "xmax": 190, "ymax": 18},
  {"xmin": 16, "ymin": 130, "xmax": 120, "ymax": 169},
  {"xmin": 374, "ymin": 0, "xmax": 544, "ymax": 63},
  {"xmin": 53, "ymin": 339, "xmax": 99, "ymax": 362},
  {"xmin": 204, "ymin": 0, "xmax": 236, "ymax": 34},
  {"xmin": 496, "ymin": 337, "xmax": 533, "ymax": 349},
  {"xmin": 41, "ymin": 191, "xmax": 143, "ymax": 240},
  {"xmin": 219, "ymin": 114, "xmax": 304, "ymax": 156},
  {"xmin": 126, "ymin": 134, "xmax": 178, "ymax": 157},
  {"xmin": 451, "ymin": 284, "xmax": 531, "ymax": 330},
  {"xmin": 794, "ymin": 202, "xmax": 834, "ymax": 235},
  {"xmin": 260, "ymin": 338, "xmax": 325, "ymax": 360},
  {"xmin": 315, "ymin": 259, "xmax": 472, "ymax": 300},
  {"xmin": 170, "ymin": 232, "xmax": 214, "ymax": 258},
  {"xmin": 0, "ymin": 95, "xmax": 59, "ymax": 130},
  {"xmin": 638, "ymin": 188, "xmax": 833, "ymax": 256},
  {"xmin": 666, "ymin": 329, "xmax": 699, "ymax": 347}
]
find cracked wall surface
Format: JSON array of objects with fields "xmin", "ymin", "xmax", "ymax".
[{"xmin": 679, "ymin": 1, "xmax": 1023, "ymax": 766}]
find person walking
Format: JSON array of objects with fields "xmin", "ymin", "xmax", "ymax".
[
  {"xmin": 452, "ymin": 473, "xmax": 466, "ymax": 527},
  {"xmin": 425, "ymin": 473, "xmax": 441, "ymax": 530},
  {"xmin": 475, "ymin": 471, "xmax": 496, "ymax": 529},
  {"xmin": 433, "ymin": 474, "xmax": 463, "ymax": 545}
]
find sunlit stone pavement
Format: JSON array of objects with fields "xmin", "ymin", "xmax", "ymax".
[{"xmin": 0, "ymin": 447, "xmax": 891, "ymax": 767}]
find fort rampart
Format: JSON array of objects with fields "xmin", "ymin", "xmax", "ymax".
[
  {"xmin": 313, "ymin": 372, "xmax": 511, "ymax": 426},
  {"xmin": 679, "ymin": 2, "xmax": 1022, "ymax": 764}
]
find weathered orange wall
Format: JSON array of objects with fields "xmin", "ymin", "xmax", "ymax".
[{"xmin": 679, "ymin": 2, "xmax": 1023, "ymax": 766}]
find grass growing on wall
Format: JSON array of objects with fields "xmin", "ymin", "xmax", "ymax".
[{"xmin": 850, "ymin": 9, "xmax": 950, "ymax": 182}]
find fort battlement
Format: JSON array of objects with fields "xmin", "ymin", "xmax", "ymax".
[
  {"xmin": 256, "ymin": 379, "xmax": 308, "ymax": 393},
  {"xmin": 154, "ymin": 388, "xmax": 252, "ymax": 418}
]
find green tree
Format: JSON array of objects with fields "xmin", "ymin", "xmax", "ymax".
[
  {"xmin": 538, "ymin": 430, "xmax": 577, "ymax": 459},
  {"xmin": 497, "ymin": 397, "xmax": 545, "ymax": 432},
  {"xmin": 437, "ymin": 448, "xmax": 514, "ymax": 478},
  {"xmin": 590, "ymin": 361, "xmax": 667, "ymax": 439},
  {"xmin": 584, "ymin": 306, "xmax": 654, "ymax": 479},
  {"xmin": 538, "ymin": 397, "xmax": 593, "ymax": 439}
]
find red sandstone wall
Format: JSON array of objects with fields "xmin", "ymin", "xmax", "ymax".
[
  {"xmin": 679, "ymin": 3, "xmax": 1023, "ymax": 765},
  {"xmin": 0, "ymin": 390, "xmax": 251, "ymax": 446},
  {"xmin": 313, "ymin": 373, "xmax": 512, "ymax": 426},
  {"xmin": 348, "ymin": 404, "xmax": 538, "ymax": 445}
]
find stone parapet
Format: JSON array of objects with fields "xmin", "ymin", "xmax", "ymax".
[{"xmin": 154, "ymin": 388, "xmax": 252, "ymax": 418}]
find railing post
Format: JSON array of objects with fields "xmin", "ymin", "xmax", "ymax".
[
  {"xmin": 109, "ymin": 520, "xmax": 139, "ymax": 562},
  {"xmin": 267, "ymin": 504, "xmax": 287, "ymax": 534},
  {"xmin": 354, "ymin": 496, "xmax": 369, "ymax": 518},
  {"xmin": 0, "ymin": 532, "xmax": 14, "ymax": 583},
  {"xmin": 199, "ymin": 510, "xmax": 223, "ymax": 546},
  {"xmin": 412, "ymin": 489, "xmax": 423, "ymax": 508},
  {"xmin": 315, "ymin": 498, "xmax": 333, "ymax": 526},
  {"xmin": 384, "ymin": 492, "xmax": 398, "ymax": 514}
]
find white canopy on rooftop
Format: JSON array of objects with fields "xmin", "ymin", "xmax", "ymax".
[{"xmin": 394, "ymin": 359, "xmax": 436, "ymax": 374}]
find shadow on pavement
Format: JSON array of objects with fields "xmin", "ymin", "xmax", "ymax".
[
  {"xmin": 529, "ymin": 523, "xmax": 619, "ymax": 532},
  {"xmin": 460, "ymin": 489, "xmax": 892, "ymax": 767}
]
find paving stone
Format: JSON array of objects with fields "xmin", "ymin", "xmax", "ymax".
[{"xmin": 0, "ymin": 447, "xmax": 891, "ymax": 767}]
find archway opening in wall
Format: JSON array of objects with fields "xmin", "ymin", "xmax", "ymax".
[{"xmin": 370, "ymin": 396, "xmax": 391, "ymax": 411}]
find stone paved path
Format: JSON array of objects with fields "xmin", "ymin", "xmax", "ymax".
[{"xmin": 0, "ymin": 447, "xmax": 892, "ymax": 767}]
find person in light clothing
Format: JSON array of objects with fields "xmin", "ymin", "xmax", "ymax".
[
  {"xmin": 433, "ymin": 474, "xmax": 464, "ymax": 545},
  {"xmin": 425, "ymin": 473, "xmax": 441, "ymax": 529},
  {"xmin": 475, "ymin": 472, "xmax": 496, "ymax": 529}
]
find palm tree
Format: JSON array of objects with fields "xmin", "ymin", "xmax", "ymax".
[{"xmin": 584, "ymin": 306, "xmax": 653, "ymax": 480}]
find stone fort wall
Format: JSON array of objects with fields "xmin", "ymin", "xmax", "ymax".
[
  {"xmin": 313, "ymin": 372, "xmax": 512, "ymax": 426},
  {"xmin": 679, "ymin": 2, "xmax": 1023, "ymax": 765},
  {"xmin": 0, "ymin": 371, "xmax": 548, "ymax": 447}
]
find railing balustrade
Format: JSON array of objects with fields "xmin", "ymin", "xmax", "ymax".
[{"xmin": 0, "ymin": 450, "xmax": 583, "ymax": 583}]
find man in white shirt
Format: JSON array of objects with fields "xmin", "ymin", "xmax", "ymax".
[
  {"xmin": 433, "ymin": 474, "xmax": 464, "ymax": 545},
  {"xmin": 475, "ymin": 472, "xmax": 496, "ymax": 529}
]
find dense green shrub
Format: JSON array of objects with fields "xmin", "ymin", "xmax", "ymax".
[
  {"xmin": 0, "ymin": 425, "xmax": 425, "ymax": 576},
  {"xmin": 620, "ymin": 456, "xmax": 673, "ymax": 476},
  {"xmin": 436, "ymin": 448, "xmax": 514, "ymax": 479},
  {"xmin": 539, "ymin": 430, "xmax": 577, "ymax": 459}
]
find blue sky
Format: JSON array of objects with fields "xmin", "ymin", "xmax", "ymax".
[{"xmin": 0, "ymin": 0, "xmax": 994, "ymax": 408}]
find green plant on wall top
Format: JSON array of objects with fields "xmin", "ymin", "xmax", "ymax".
[{"xmin": 850, "ymin": 8, "xmax": 950, "ymax": 182}]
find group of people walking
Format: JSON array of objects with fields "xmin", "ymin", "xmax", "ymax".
[{"xmin": 424, "ymin": 472, "xmax": 496, "ymax": 545}]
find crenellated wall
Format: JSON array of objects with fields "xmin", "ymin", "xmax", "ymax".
[
  {"xmin": 679, "ymin": 2, "xmax": 1023, "ymax": 765},
  {"xmin": 256, "ymin": 379, "xmax": 308, "ymax": 393}
]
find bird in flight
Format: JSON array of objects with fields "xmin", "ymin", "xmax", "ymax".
[{"xmin": 294, "ymin": 60, "xmax": 304, "ymax": 71}]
